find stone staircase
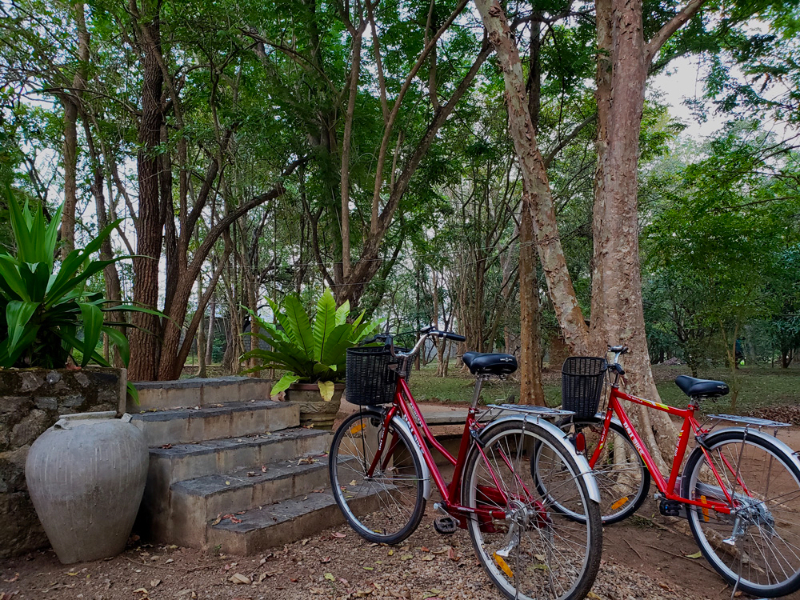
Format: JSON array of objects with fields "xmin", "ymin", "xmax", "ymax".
[{"xmin": 128, "ymin": 379, "xmax": 382, "ymax": 555}]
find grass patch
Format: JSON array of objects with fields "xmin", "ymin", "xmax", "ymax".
[{"xmin": 407, "ymin": 362, "xmax": 800, "ymax": 415}]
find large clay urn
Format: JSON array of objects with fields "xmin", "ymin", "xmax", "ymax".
[
  {"xmin": 285, "ymin": 382, "xmax": 345, "ymax": 430},
  {"xmin": 25, "ymin": 411, "xmax": 148, "ymax": 564}
]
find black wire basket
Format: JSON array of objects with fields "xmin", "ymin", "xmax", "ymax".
[
  {"xmin": 345, "ymin": 346, "xmax": 412, "ymax": 406},
  {"xmin": 561, "ymin": 357, "xmax": 607, "ymax": 418}
]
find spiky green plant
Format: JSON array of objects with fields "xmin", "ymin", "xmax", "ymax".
[
  {"xmin": 0, "ymin": 188, "xmax": 160, "ymax": 399},
  {"xmin": 242, "ymin": 289, "xmax": 382, "ymax": 400}
]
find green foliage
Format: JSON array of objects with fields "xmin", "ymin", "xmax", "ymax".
[
  {"xmin": 242, "ymin": 289, "xmax": 382, "ymax": 400},
  {"xmin": 0, "ymin": 189, "xmax": 161, "ymax": 399}
]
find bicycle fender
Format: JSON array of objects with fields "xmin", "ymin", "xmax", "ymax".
[
  {"xmin": 480, "ymin": 415, "xmax": 602, "ymax": 504},
  {"xmin": 686, "ymin": 426, "xmax": 800, "ymax": 476},
  {"xmin": 391, "ymin": 415, "xmax": 433, "ymax": 501}
]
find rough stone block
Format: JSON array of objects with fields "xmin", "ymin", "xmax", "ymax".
[
  {"xmin": 19, "ymin": 372, "xmax": 44, "ymax": 393},
  {"xmin": 10, "ymin": 410, "xmax": 49, "ymax": 447},
  {"xmin": 34, "ymin": 396, "xmax": 58, "ymax": 411}
]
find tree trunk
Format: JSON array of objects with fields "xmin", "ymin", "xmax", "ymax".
[
  {"xmin": 206, "ymin": 294, "xmax": 216, "ymax": 364},
  {"xmin": 519, "ymin": 196, "xmax": 545, "ymax": 406},
  {"xmin": 128, "ymin": 3, "xmax": 164, "ymax": 382},
  {"xmin": 587, "ymin": 0, "xmax": 707, "ymax": 468},
  {"xmin": 196, "ymin": 270, "xmax": 207, "ymax": 378},
  {"xmin": 59, "ymin": 1, "xmax": 89, "ymax": 259}
]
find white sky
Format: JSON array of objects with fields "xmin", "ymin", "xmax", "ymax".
[{"xmin": 649, "ymin": 55, "xmax": 727, "ymax": 139}]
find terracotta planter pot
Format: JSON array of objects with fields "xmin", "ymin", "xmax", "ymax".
[
  {"xmin": 285, "ymin": 382, "xmax": 344, "ymax": 430},
  {"xmin": 25, "ymin": 411, "xmax": 148, "ymax": 564}
]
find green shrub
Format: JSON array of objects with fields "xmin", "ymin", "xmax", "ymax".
[
  {"xmin": 242, "ymin": 289, "xmax": 381, "ymax": 400},
  {"xmin": 0, "ymin": 188, "xmax": 160, "ymax": 399}
]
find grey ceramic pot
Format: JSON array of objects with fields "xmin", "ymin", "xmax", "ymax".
[{"xmin": 25, "ymin": 411, "xmax": 149, "ymax": 564}]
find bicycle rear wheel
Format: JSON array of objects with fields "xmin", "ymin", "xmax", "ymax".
[
  {"xmin": 533, "ymin": 417, "xmax": 650, "ymax": 524},
  {"xmin": 462, "ymin": 420, "xmax": 602, "ymax": 600},
  {"xmin": 329, "ymin": 409, "xmax": 426, "ymax": 544},
  {"xmin": 682, "ymin": 430, "xmax": 800, "ymax": 597}
]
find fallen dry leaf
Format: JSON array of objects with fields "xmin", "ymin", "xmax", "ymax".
[
  {"xmin": 321, "ymin": 556, "xmax": 331, "ymax": 563},
  {"xmin": 261, "ymin": 465, "xmax": 268, "ymax": 472},
  {"xmin": 150, "ymin": 579, "xmax": 161, "ymax": 588},
  {"xmin": 2, "ymin": 573, "xmax": 19, "ymax": 583},
  {"xmin": 332, "ymin": 532, "xmax": 346, "ymax": 539},
  {"xmin": 324, "ymin": 573, "xmax": 335, "ymax": 581},
  {"xmin": 448, "ymin": 547, "xmax": 459, "ymax": 561},
  {"xmin": 229, "ymin": 573, "xmax": 251, "ymax": 585},
  {"xmin": 160, "ymin": 443, "xmax": 172, "ymax": 449}
]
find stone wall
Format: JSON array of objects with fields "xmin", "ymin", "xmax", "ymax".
[{"xmin": 0, "ymin": 367, "xmax": 127, "ymax": 558}]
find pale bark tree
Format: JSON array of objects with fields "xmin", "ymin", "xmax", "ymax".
[{"xmin": 474, "ymin": 0, "xmax": 590, "ymax": 356}]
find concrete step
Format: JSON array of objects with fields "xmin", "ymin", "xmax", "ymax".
[
  {"xmin": 207, "ymin": 487, "xmax": 389, "ymax": 555},
  {"xmin": 129, "ymin": 376, "xmax": 272, "ymax": 412},
  {"xmin": 130, "ymin": 401, "xmax": 299, "ymax": 447},
  {"xmin": 137, "ymin": 428, "xmax": 333, "ymax": 543},
  {"xmin": 166, "ymin": 454, "xmax": 354, "ymax": 547}
]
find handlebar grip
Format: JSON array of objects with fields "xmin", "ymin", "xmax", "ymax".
[
  {"xmin": 361, "ymin": 333, "xmax": 394, "ymax": 347},
  {"xmin": 444, "ymin": 332, "xmax": 465, "ymax": 342},
  {"xmin": 422, "ymin": 327, "xmax": 465, "ymax": 343}
]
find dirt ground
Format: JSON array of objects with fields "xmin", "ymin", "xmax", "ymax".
[
  {"xmin": 3, "ymin": 410, "xmax": 800, "ymax": 600},
  {"xmin": 2, "ymin": 499, "xmax": 798, "ymax": 600}
]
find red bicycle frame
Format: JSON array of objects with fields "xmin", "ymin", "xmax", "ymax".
[
  {"xmin": 590, "ymin": 384, "xmax": 745, "ymax": 515},
  {"xmin": 365, "ymin": 375, "xmax": 523, "ymax": 527}
]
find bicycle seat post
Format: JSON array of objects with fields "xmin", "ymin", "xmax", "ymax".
[{"xmin": 471, "ymin": 375, "xmax": 488, "ymax": 409}]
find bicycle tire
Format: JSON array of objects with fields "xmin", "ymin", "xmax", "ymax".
[
  {"xmin": 329, "ymin": 409, "xmax": 426, "ymax": 545},
  {"xmin": 462, "ymin": 419, "xmax": 602, "ymax": 600},
  {"xmin": 532, "ymin": 416, "xmax": 650, "ymax": 524},
  {"xmin": 682, "ymin": 430, "xmax": 800, "ymax": 597}
]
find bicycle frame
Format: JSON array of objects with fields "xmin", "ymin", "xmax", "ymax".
[
  {"xmin": 366, "ymin": 375, "xmax": 515, "ymax": 527},
  {"xmin": 591, "ymin": 384, "xmax": 742, "ymax": 515}
]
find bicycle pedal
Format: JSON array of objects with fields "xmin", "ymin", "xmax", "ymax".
[
  {"xmin": 433, "ymin": 516, "xmax": 457, "ymax": 535},
  {"xmin": 658, "ymin": 499, "xmax": 683, "ymax": 518}
]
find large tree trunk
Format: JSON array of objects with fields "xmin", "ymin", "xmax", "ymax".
[
  {"xmin": 473, "ymin": 0, "xmax": 589, "ymax": 356},
  {"xmin": 587, "ymin": 0, "xmax": 706, "ymax": 468},
  {"xmin": 128, "ymin": 4, "xmax": 164, "ymax": 382},
  {"xmin": 475, "ymin": 0, "xmax": 706, "ymax": 468}
]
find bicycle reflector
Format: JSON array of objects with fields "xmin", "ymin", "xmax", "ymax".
[{"xmin": 572, "ymin": 432, "xmax": 586, "ymax": 455}]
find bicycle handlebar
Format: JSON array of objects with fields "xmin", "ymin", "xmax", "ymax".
[{"xmin": 362, "ymin": 327, "xmax": 465, "ymax": 358}]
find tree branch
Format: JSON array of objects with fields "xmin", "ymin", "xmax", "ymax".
[
  {"xmin": 645, "ymin": 0, "xmax": 708, "ymax": 64},
  {"xmin": 543, "ymin": 113, "xmax": 596, "ymax": 168},
  {"xmin": 174, "ymin": 241, "xmax": 232, "ymax": 374}
]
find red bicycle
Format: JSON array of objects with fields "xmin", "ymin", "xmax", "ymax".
[
  {"xmin": 533, "ymin": 346, "xmax": 800, "ymax": 598},
  {"xmin": 329, "ymin": 328, "xmax": 603, "ymax": 600}
]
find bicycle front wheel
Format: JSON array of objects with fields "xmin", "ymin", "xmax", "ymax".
[
  {"xmin": 462, "ymin": 420, "xmax": 602, "ymax": 600},
  {"xmin": 533, "ymin": 417, "xmax": 650, "ymax": 524},
  {"xmin": 683, "ymin": 430, "xmax": 800, "ymax": 597},
  {"xmin": 329, "ymin": 409, "xmax": 426, "ymax": 544}
]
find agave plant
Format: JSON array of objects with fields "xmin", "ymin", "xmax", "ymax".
[
  {"xmin": 0, "ymin": 189, "xmax": 159, "ymax": 398},
  {"xmin": 242, "ymin": 289, "xmax": 381, "ymax": 400}
]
